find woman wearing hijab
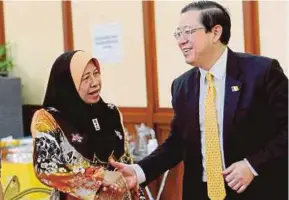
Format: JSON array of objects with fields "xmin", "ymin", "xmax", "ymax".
[{"xmin": 31, "ymin": 50, "xmax": 145, "ymax": 200}]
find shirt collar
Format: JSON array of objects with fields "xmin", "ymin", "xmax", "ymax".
[{"xmin": 199, "ymin": 47, "xmax": 228, "ymax": 81}]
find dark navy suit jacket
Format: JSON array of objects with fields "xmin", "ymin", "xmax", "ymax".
[{"xmin": 139, "ymin": 49, "xmax": 288, "ymax": 200}]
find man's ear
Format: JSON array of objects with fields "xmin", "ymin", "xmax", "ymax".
[{"xmin": 211, "ymin": 25, "xmax": 223, "ymax": 43}]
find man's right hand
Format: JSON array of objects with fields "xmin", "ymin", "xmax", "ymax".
[{"xmin": 109, "ymin": 160, "xmax": 138, "ymax": 190}]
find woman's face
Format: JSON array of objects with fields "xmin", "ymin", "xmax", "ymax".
[{"xmin": 78, "ymin": 61, "xmax": 101, "ymax": 104}]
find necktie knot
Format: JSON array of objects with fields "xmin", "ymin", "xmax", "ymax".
[
  {"xmin": 206, "ymin": 73, "xmax": 216, "ymax": 100},
  {"xmin": 206, "ymin": 73, "xmax": 214, "ymax": 83}
]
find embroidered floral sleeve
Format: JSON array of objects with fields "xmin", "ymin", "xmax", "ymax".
[{"xmin": 31, "ymin": 109, "xmax": 105, "ymax": 200}]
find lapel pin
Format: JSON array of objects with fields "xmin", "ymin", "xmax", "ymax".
[{"xmin": 231, "ymin": 86, "xmax": 239, "ymax": 92}]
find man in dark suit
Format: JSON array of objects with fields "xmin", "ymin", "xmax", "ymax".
[{"xmin": 111, "ymin": 1, "xmax": 288, "ymax": 200}]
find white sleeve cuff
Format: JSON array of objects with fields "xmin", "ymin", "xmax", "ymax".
[
  {"xmin": 244, "ymin": 158, "xmax": 258, "ymax": 176},
  {"xmin": 131, "ymin": 164, "xmax": 146, "ymax": 184}
]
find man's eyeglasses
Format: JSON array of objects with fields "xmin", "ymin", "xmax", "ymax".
[{"xmin": 173, "ymin": 27, "xmax": 205, "ymax": 40}]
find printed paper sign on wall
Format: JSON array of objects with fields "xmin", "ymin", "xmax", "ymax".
[{"xmin": 92, "ymin": 22, "xmax": 123, "ymax": 64}]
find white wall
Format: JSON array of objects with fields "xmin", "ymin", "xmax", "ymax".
[
  {"xmin": 259, "ymin": 1, "xmax": 289, "ymax": 76},
  {"xmin": 4, "ymin": 1, "xmax": 64, "ymax": 104},
  {"xmin": 155, "ymin": 1, "xmax": 245, "ymax": 108},
  {"xmin": 72, "ymin": 1, "xmax": 147, "ymax": 107},
  {"xmin": 3, "ymin": 1, "xmax": 287, "ymax": 107}
]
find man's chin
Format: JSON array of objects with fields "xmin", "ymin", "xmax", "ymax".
[{"xmin": 185, "ymin": 58, "xmax": 195, "ymax": 66}]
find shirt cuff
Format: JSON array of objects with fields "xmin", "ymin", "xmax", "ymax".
[
  {"xmin": 244, "ymin": 158, "xmax": 258, "ymax": 176},
  {"xmin": 131, "ymin": 164, "xmax": 146, "ymax": 184}
]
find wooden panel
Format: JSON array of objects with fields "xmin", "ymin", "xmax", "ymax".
[
  {"xmin": 62, "ymin": 0, "xmax": 74, "ymax": 51},
  {"xmin": 153, "ymin": 108, "xmax": 173, "ymax": 124},
  {"xmin": 155, "ymin": 124, "xmax": 183, "ymax": 200},
  {"xmin": 160, "ymin": 162, "xmax": 183, "ymax": 200},
  {"xmin": 142, "ymin": 1, "xmax": 158, "ymax": 127},
  {"xmin": 243, "ymin": 1, "xmax": 260, "ymax": 55},
  {"xmin": 119, "ymin": 107, "xmax": 148, "ymax": 142},
  {"xmin": 119, "ymin": 107, "xmax": 147, "ymax": 124},
  {"xmin": 0, "ymin": 0, "xmax": 5, "ymax": 45}
]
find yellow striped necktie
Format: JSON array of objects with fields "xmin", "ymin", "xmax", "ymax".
[{"xmin": 204, "ymin": 73, "xmax": 226, "ymax": 200}]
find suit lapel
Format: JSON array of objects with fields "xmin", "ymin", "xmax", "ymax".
[
  {"xmin": 186, "ymin": 69, "xmax": 201, "ymax": 144},
  {"xmin": 223, "ymin": 49, "xmax": 242, "ymax": 147}
]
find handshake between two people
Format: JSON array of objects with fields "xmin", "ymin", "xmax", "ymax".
[
  {"xmin": 96, "ymin": 159, "xmax": 138, "ymax": 200},
  {"xmin": 98, "ymin": 159, "xmax": 256, "ymax": 199}
]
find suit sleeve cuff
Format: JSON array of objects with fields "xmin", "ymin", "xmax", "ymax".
[
  {"xmin": 131, "ymin": 164, "xmax": 146, "ymax": 184},
  {"xmin": 244, "ymin": 158, "xmax": 258, "ymax": 176}
]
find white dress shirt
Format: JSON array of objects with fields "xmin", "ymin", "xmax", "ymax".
[
  {"xmin": 133, "ymin": 48, "xmax": 257, "ymax": 184},
  {"xmin": 199, "ymin": 48, "xmax": 227, "ymax": 181}
]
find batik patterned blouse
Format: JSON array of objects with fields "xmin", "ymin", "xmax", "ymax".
[{"xmin": 31, "ymin": 103, "xmax": 144, "ymax": 200}]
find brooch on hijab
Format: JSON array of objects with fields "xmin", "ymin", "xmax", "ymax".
[
  {"xmin": 107, "ymin": 103, "xmax": 115, "ymax": 109},
  {"xmin": 71, "ymin": 133, "xmax": 83, "ymax": 143},
  {"xmin": 92, "ymin": 118, "xmax": 101, "ymax": 131},
  {"xmin": 47, "ymin": 107, "xmax": 59, "ymax": 112},
  {"xmin": 115, "ymin": 130, "xmax": 123, "ymax": 140}
]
